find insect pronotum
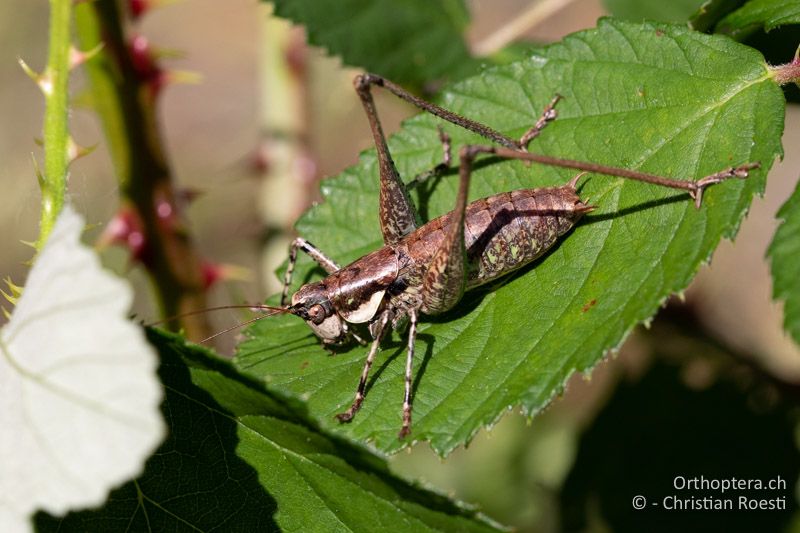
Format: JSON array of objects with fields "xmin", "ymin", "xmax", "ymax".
[{"xmin": 205, "ymin": 73, "xmax": 758, "ymax": 439}]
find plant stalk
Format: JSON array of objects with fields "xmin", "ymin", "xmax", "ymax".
[{"xmin": 38, "ymin": 0, "xmax": 72, "ymax": 249}]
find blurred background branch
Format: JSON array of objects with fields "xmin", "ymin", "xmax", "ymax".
[{"xmin": 75, "ymin": 0, "xmax": 211, "ymax": 339}]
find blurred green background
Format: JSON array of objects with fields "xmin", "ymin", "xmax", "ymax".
[{"xmin": 3, "ymin": 1, "xmax": 800, "ymax": 530}]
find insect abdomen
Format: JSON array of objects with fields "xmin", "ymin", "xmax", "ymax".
[{"xmin": 400, "ymin": 186, "xmax": 589, "ymax": 288}]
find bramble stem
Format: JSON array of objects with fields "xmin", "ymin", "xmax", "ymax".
[
  {"xmin": 769, "ymin": 59, "xmax": 800, "ymax": 86},
  {"xmin": 75, "ymin": 2, "xmax": 211, "ymax": 339},
  {"xmin": 37, "ymin": 0, "xmax": 72, "ymax": 250}
]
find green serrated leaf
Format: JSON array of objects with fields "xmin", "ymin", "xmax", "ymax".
[
  {"xmin": 236, "ymin": 19, "xmax": 784, "ymax": 456},
  {"xmin": 689, "ymin": 0, "xmax": 746, "ymax": 32},
  {"xmin": 36, "ymin": 329, "xmax": 502, "ymax": 532},
  {"xmin": 768, "ymin": 179, "xmax": 800, "ymax": 346},
  {"xmin": 603, "ymin": 0, "xmax": 707, "ymax": 23},
  {"xmin": 717, "ymin": 0, "xmax": 800, "ymax": 37},
  {"xmin": 268, "ymin": 0, "xmax": 472, "ymax": 87}
]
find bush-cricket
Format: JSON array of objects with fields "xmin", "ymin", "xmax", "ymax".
[{"xmin": 194, "ymin": 73, "xmax": 758, "ymax": 439}]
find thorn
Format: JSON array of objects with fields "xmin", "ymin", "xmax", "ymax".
[
  {"xmin": 4, "ymin": 277, "xmax": 23, "ymax": 298},
  {"xmin": 67, "ymin": 136, "xmax": 96, "ymax": 163},
  {"xmin": 2, "ymin": 307, "xmax": 11, "ymax": 320},
  {"xmin": 1, "ymin": 288, "xmax": 17, "ymax": 306},
  {"xmin": 163, "ymin": 69, "xmax": 203, "ymax": 86},
  {"xmin": 19, "ymin": 239, "xmax": 37, "ymax": 250},
  {"xmin": 18, "ymin": 57, "xmax": 40, "ymax": 82},
  {"xmin": 39, "ymin": 69, "xmax": 54, "ymax": 96},
  {"xmin": 69, "ymin": 42, "xmax": 104, "ymax": 70},
  {"xmin": 129, "ymin": 34, "xmax": 200, "ymax": 97},
  {"xmin": 30, "ymin": 154, "xmax": 44, "ymax": 189},
  {"xmin": 18, "ymin": 58, "xmax": 53, "ymax": 96},
  {"xmin": 151, "ymin": 46, "xmax": 187, "ymax": 61}
]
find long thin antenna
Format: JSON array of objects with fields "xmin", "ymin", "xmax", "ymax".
[
  {"xmin": 146, "ymin": 304, "xmax": 290, "ymax": 328},
  {"xmin": 198, "ymin": 310, "xmax": 286, "ymax": 344}
]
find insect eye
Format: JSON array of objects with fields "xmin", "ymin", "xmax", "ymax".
[{"xmin": 307, "ymin": 304, "xmax": 326, "ymax": 324}]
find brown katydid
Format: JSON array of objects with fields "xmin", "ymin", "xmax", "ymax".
[{"xmin": 209, "ymin": 73, "xmax": 758, "ymax": 439}]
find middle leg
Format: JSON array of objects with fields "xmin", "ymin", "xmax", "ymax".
[{"xmin": 399, "ymin": 308, "xmax": 418, "ymax": 439}]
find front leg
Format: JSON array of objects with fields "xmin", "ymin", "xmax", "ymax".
[
  {"xmin": 281, "ymin": 237, "xmax": 340, "ymax": 306},
  {"xmin": 399, "ymin": 308, "xmax": 418, "ymax": 439},
  {"xmin": 335, "ymin": 310, "xmax": 391, "ymax": 423}
]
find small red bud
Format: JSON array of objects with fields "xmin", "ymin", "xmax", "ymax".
[
  {"xmin": 251, "ymin": 140, "xmax": 273, "ymax": 174},
  {"xmin": 99, "ymin": 207, "xmax": 148, "ymax": 262},
  {"xmin": 156, "ymin": 198, "xmax": 173, "ymax": 220},
  {"xmin": 129, "ymin": 0, "xmax": 149, "ymax": 19},
  {"xmin": 200, "ymin": 261, "xmax": 250, "ymax": 289},
  {"xmin": 129, "ymin": 35, "xmax": 153, "ymax": 74},
  {"xmin": 201, "ymin": 261, "xmax": 222, "ymax": 289},
  {"xmin": 285, "ymin": 32, "xmax": 308, "ymax": 78},
  {"xmin": 129, "ymin": 34, "xmax": 166, "ymax": 97},
  {"xmin": 153, "ymin": 190, "xmax": 181, "ymax": 230}
]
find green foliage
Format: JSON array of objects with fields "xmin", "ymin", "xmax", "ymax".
[
  {"xmin": 561, "ymin": 359, "xmax": 799, "ymax": 530},
  {"xmin": 236, "ymin": 19, "xmax": 784, "ymax": 456},
  {"xmin": 769, "ymin": 181, "xmax": 800, "ymax": 346},
  {"xmin": 268, "ymin": 0, "xmax": 472, "ymax": 87},
  {"xmin": 37, "ymin": 329, "xmax": 500, "ymax": 532},
  {"xmin": 717, "ymin": 0, "xmax": 800, "ymax": 36},
  {"xmin": 603, "ymin": 0, "xmax": 707, "ymax": 23},
  {"xmin": 689, "ymin": 0, "xmax": 746, "ymax": 32}
]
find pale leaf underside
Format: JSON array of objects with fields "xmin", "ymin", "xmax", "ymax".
[{"xmin": 0, "ymin": 205, "xmax": 164, "ymax": 530}]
